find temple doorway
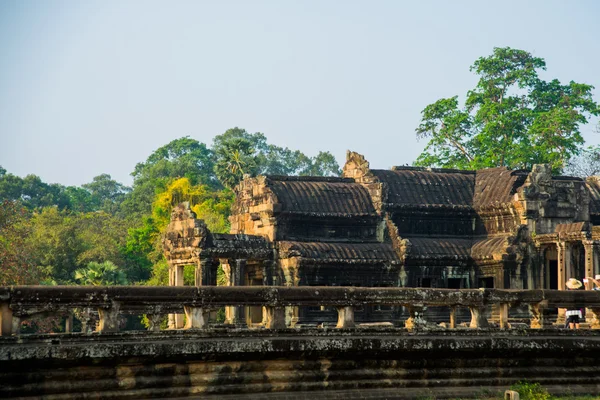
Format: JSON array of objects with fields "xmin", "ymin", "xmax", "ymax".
[{"xmin": 548, "ymin": 260, "xmax": 558, "ymax": 290}]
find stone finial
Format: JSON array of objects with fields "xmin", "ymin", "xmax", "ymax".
[
  {"xmin": 529, "ymin": 164, "xmax": 552, "ymax": 186},
  {"xmin": 163, "ymin": 203, "xmax": 210, "ymax": 259},
  {"xmin": 170, "ymin": 202, "xmax": 197, "ymax": 221},
  {"xmin": 343, "ymin": 151, "xmax": 370, "ymax": 179}
]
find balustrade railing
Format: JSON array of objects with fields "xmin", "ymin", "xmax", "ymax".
[{"xmin": 2, "ymin": 286, "xmax": 600, "ymax": 336}]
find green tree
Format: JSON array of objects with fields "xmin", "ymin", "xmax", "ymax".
[
  {"xmin": 415, "ymin": 47, "xmax": 599, "ymax": 171},
  {"xmin": 212, "ymin": 127, "xmax": 341, "ymax": 188},
  {"xmin": 0, "ymin": 170, "xmax": 71, "ymax": 210},
  {"xmin": 26, "ymin": 207, "xmax": 130, "ymax": 284},
  {"xmin": 138, "ymin": 177, "xmax": 233, "ymax": 286},
  {"xmin": 0, "ymin": 200, "xmax": 42, "ymax": 285},
  {"xmin": 214, "ymin": 136, "xmax": 258, "ymax": 189},
  {"xmin": 122, "ymin": 137, "xmax": 217, "ymax": 217},
  {"xmin": 63, "ymin": 186, "xmax": 96, "ymax": 212},
  {"xmin": 82, "ymin": 174, "xmax": 131, "ymax": 214},
  {"xmin": 74, "ymin": 261, "xmax": 128, "ymax": 286},
  {"xmin": 27, "ymin": 207, "xmax": 82, "ymax": 282}
]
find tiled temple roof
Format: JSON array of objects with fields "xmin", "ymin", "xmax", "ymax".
[
  {"xmin": 470, "ymin": 236, "xmax": 513, "ymax": 260},
  {"xmin": 473, "ymin": 168, "xmax": 529, "ymax": 209},
  {"xmin": 202, "ymin": 234, "xmax": 272, "ymax": 259},
  {"xmin": 372, "ymin": 168, "xmax": 475, "ymax": 207},
  {"xmin": 554, "ymin": 222, "xmax": 590, "ymax": 233},
  {"xmin": 405, "ymin": 237, "xmax": 472, "ymax": 260},
  {"xmin": 404, "ymin": 235, "xmax": 515, "ymax": 262},
  {"xmin": 371, "ymin": 166, "xmax": 530, "ymax": 210},
  {"xmin": 267, "ymin": 176, "xmax": 377, "ymax": 216},
  {"xmin": 277, "ymin": 241, "xmax": 400, "ymax": 264}
]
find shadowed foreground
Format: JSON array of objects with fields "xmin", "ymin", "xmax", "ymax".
[{"xmin": 2, "ymin": 328, "xmax": 600, "ymax": 399}]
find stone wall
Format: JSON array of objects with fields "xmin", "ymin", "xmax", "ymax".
[{"xmin": 2, "ymin": 328, "xmax": 600, "ymax": 399}]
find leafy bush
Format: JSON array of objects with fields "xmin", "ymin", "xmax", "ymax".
[{"xmin": 510, "ymin": 381, "xmax": 550, "ymax": 400}]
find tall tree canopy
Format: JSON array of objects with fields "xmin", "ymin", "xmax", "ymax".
[
  {"xmin": 121, "ymin": 137, "xmax": 216, "ymax": 217},
  {"xmin": 0, "ymin": 200, "xmax": 41, "ymax": 285},
  {"xmin": 415, "ymin": 47, "xmax": 599, "ymax": 171},
  {"xmin": 213, "ymin": 127, "xmax": 341, "ymax": 189}
]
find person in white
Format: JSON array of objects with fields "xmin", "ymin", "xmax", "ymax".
[{"xmin": 565, "ymin": 278, "xmax": 583, "ymax": 329}]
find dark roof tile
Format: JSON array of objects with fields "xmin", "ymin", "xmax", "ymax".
[
  {"xmin": 277, "ymin": 241, "xmax": 400, "ymax": 263},
  {"xmin": 268, "ymin": 179, "xmax": 377, "ymax": 216},
  {"xmin": 371, "ymin": 169, "xmax": 475, "ymax": 207}
]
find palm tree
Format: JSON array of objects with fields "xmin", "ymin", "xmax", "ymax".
[{"xmin": 74, "ymin": 261, "xmax": 128, "ymax": 286}]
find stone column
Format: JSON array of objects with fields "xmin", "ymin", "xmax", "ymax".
[
  {"xmin": 584, "ymin": 240, "xmax": 595, "ymax": 283},
  {"xmin": 65, "ymin": 313, "xmax": 74, "ymax": 333},
  {"xmin": 184, "ymin": 306, "xmax": 210, "ymax": 329},
  {"xmin": 499, "ymin": 303, "xmax": 509, "ymax": 329},
  {"xmin": 174, "ymin": 265, "xmax": 185, "ymax": 328},
  {"xmin": 529, "ymin": 302, "xmax": 544, "ymax": 329},
  {"xmin": 167, "ymin": 262, "xmax": 175, "ymax": 329},
  {"xmin": 282, "ymin": 260, "xmax": 300, "ymax": 327},
  {"xmin": 225, "ymin": 259, "xmax": 246, "ymax": 326},
  {"xmin": 557, "ymin": 242, "xmax": 568, "ymax": 325},
  {"xmin": 469, "ymin": 306, "xmax": 489, "ymax": 329},
  {"xmin": 195, "ymin": 257, "xmax": 214, "ymax": 286},
  {"xmin": 336, "ymin": 306, "xmax": 355, "ymax": 328},
  {"xmin": 0, "ymin": 302, "xmax": 13, "ymax": 336},
  {"xmin": 449, "ymin": 306, "xmax": 456, "ymax": 329},
  {"xmin": 97, "ymin": 301, "xmax": 121, "ymax": 333},
  {"xmin": 263, "ymin": 306, "xmax": 286, "ymax": 329},
  {"xmin": 557, "ymin": 242, "xmax": 567, "ymax": 290}
]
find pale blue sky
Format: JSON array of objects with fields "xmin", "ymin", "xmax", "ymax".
[{"xmin": 1, "ymin": 0, "xmax": 599, "ymax": 186}]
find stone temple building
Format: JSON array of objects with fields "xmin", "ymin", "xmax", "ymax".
[{"xmin": 163, "ymin": 151, "xmax": 600, "ymax": 326}]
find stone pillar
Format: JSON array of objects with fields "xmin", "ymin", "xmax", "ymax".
[
  {"xmin": 184, "ymin": 306, "xmax": 210, "ymax": 329},
  {"xmin": 225, "ymin": 259, "xmax": 246, "ymax": 326},
  {"xmin": 557, "ymin": 242, "xmax": 568, "ymax": 325},
  {"xmin": 97, "ymin": 301, "xmax": 121, "ymax": 333},
  {"xmin": 263, "ymin": 306, "xmax": 286, "ymax": 329},
  {"xmin": 499, "ymin": 303, "xmax": 509, "ymax": 329},
  {"xmin": 584, "ymin": 240, "xmax": 595, "ymax": 283},
  {"xmin": 449, "ymin": 306, "xmax": 456, "ymax": 329},
  {"xmin": 557, "ymin": 242, "xmax": 567, "ymax": 290},
  {"xmin": 469, "ymin": 306, "xmax": 489, "ymax": 329},
  {"xmin": 147, "ymin": 314, "xmax": 162, "ymax": 331},
  {"xmin": 528, "ymin": 302, "xmax": 544, "ymax": 329},
  {"xmin": 336, "ymin": 306, "xmax": 355, "ymax": 328},
  {"xmin": 65, "ymin": 313, "xmax": 74, "ymax": 333},
  {"xmin": 195, "ymin": 257, "xmax": 214, "ymax": 286},
  {"xmin": 174, "ymin": 265, "xmax": 184, "ymax": 287},
  {"xmin": 282, "ymin": 261, "xmax": 301, "ymax": 327},
  {"xmin": 405, "ymin": 306, "xmax": 424, "ymax": 331},
  {"xmin": 0, "ymin": 302, "xmax": 13, "ymax": 336},
  {"xmin": 173, "ymin": 264, "xmax": 185, "ymax": 329}
]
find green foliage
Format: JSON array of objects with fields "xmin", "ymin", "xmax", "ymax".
[
  {"xmin": 26, "ymin": 207, "xmax": 82, "ymax": 282},
  {"xmin": 122, "ymin": 137, "xmax": 217, "ymax": 217},
  {"xmin": 509, "ymin": 381, "xmax": 550, "ymax": 400},
  {"xmin": 213, "ymin": 127, "xmax": 341, "ymax": 189},
  {"xmin": 145, "ymin": 258, "xmax": 169, "ymax": 286},
  {"xmin": 214, "ymin": 134, "xmax": 258, "ymax": 189},
  {"xmin": 122, "ymin": 216, "xmax": 159, "ymax": 282},
  {"xmin": 74, "ymin": 261, "xmax": 128, "ymax": 285},
  {"xmin": 415, "ymin": 47, "xmax": 599, "ymax": 172},
  {"xmin": 26, "ymin": 207, "xmax": 131, "ymax": 284},
  {"xmin": 0, "ymin": 200, "xmax": 42, "ymax": 285},
  {"xmin": 82, "ymin": 174, "xmax": 131, "ymax": 214},
  {"xmin": 1, "ymin": 130, "xmax": 340, "ymax": 288},
  {"xmin": 0, "ymin": 170, "xmax": 72, "ymax": 210}
]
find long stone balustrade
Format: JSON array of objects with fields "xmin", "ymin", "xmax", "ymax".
[
  {"xmin": 3, "ymin": 285, "xmax": 600, "ymax": 335},
  {"xmin": 3, "ymin": 286, "xmax": 600, "ymax": 399}
]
